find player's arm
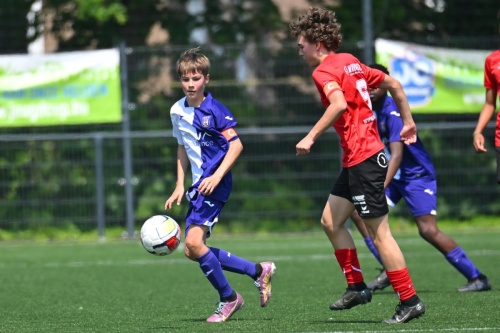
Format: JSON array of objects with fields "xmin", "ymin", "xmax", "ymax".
[
  {"xmin": 296, "ymin": 87, "xmax": 346, "ymax": 155},
  {"xmin": 378, "ymin": 76, "xmax": 417, "ymax": 145},
  {"xmin": 198, "ymin": 129, "xmax": 243, "ymax": 195},
  {"xmin": 473, "ymin": 88, "xmax": 497, "ymax": 153},
  {"xmin": 165, "ymin": 145, "xmax": 189, "ymax": 209},
  {"xmin": 385, "ymin": 141, "xmax": 403, "ymax": 188}
]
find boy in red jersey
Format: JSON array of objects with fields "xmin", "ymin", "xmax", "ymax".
[
  {"xmin": 473, "ymin": 10, "xmax": 500, "ymax": 180},
  {"xmin": 289, "ymin": 7, "xmax": 424, "ymax": 324}
]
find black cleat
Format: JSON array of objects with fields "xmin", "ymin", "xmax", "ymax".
[
  {"xmin": 329, "ymin": 288, "xmax": 372, "ymax": 310},
  {"xmin": 458, "ymin": 275, "xmax": 491, "ymax": 292},
  {"xmin": 383, "ymin": 301, "xmax": 425, "ymax": 324},
  {"xmin": 367, "ymin": 269, "xmax": 390, "ymax": 292}
]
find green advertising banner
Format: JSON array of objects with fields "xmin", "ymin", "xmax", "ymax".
[
  {"xmin": 0, "ymin": 48, "xmax": 121, "ymax": 127},
  {"xmin": 375, "ymin": 39, "xmax": 493, "ymax": 113}
]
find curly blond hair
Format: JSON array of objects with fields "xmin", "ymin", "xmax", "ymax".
[{"xmin": 289, "ymin": 7, "xmax": 342, "ymax": 52}]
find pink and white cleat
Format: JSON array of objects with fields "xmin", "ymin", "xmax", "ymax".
[
  {"xmin": 206, "ymin": 293, "xmax": 244, "ymax": 323},
  {"xmin": 254, "ymin": 262, "xmax": 276, "ymax": 307}
]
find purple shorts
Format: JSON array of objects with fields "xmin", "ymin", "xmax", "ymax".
[
  {"xmin": 185, "ymin": 189, "xmax": 225, "ymax": 238},
  {"xmin": 386, "ymin": 177, "xmax": 437, "ymax": 217}
]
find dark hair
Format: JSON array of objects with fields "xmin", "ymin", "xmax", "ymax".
[{"xmin": 368, "ymin": 63, "xmax": 389, "ymax": 75}]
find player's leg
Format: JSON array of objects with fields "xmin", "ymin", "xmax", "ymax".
[
  {"xmin": 366, "ymin": 183, "xmax": 403, "ymax": 291},
  {"xmin": 209, "ymin": 247, "xmax": 276, "ymax": 307},
  {"xmin": 351, "ymin": 210, "xmax": 383, "ymax": 266},
  {"xmin": 404, "ymin": 179, "xmax": 491, "ymax": 292},
  {"xmin": 363, "ymin": 214, "xmax": 425, "ymax": 323},
  {"xmin": 415, "ymin": 214, "xmax": 490, "ymax": 291},
  {"xmin": 326, "ymin": 169, "xmax": 372, "ymax": 311},
  {"xmin": 351, "ymin": 209, "xmax": 388, "ymax": 292},
  {"xmin": 351, "ymin": 151, "xmax": 424, "ymax": 323},
  {"xmin": 184, "ymin": 196, "xmax": 244, "ymax": 322}
]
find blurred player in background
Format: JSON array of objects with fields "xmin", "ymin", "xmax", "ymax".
[
  {"xmin": 351, "ymin": 64, "xmax": 491, "ymax": 293},
  {"xmin": 290, "ymin": 7, "xmax": 425, "ymax": 324},
  {"xmin": 473, "ymin": 10, "xmax": 500, "ymax": 181},
  {"xmin": 165, "ymin": 47, "xmax": 276, "ymax": 323}
]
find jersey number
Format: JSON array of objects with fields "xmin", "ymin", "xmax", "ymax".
[{"xmin": 356, "ymin": 79, "xmax": 372, "ymax": 110}]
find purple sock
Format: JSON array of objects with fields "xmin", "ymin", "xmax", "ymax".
[
  {"xmin": 210, "ymin": 247, "xmax": 257, "ymax": 277},
  {"xmin": 445, "ymin": 246, "xmax": 482, "ymax": 280},
  {"xmin": 197, "ymin": 250, "xmax": 233, "ymax": 300},
  {"xmin": 364, "ymin": 236, "xmax": 383, "ymax": 266}
]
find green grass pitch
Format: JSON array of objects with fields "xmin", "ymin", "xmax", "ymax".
[{"xmin": 1, "ymin": 227, "xmax": 499, "ymax": 333}]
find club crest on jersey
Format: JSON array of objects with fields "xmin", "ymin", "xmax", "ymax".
[{"xmin": 202, "ymin": 116, "xmax": 211, "ymax": 128}]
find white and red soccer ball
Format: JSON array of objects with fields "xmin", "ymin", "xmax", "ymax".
[{"xmin": 140, "ymin": 215, "xmax": 181, "ymax": 256}]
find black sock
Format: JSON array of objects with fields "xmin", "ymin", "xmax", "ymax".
[
  {"xmin": 221, "ymin": 291, "xmax": 237, "ymax": 303},
  {"xmin": 401, "ymin": 295, "xmax": 420, "ymax": 307},
  {"xmin": 348, "ymin": 282, "xmax": 368, "ymax": 291},
  {"xmin": 252, "ymin": 263, "xmax": 263, "ymax": 280}
]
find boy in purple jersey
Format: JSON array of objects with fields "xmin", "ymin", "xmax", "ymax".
[
  {"xmin": 351, "ymin": 64, "xmax": 491, "ymax": 293},
  {"xmin": 164, "ymin": 47, "xmax": 276, "ymax": 323}
]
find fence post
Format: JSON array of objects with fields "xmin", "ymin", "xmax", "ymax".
[
  {"xmin": 94, "ymin": 133, "xmax": 105, "ymax": 240},
  {"xmin": 362, "ymin": 0, "xmax": 374, "ymax": 64},
  {"xmin": 120, "ymin": 41, "xmax": 135, "ymax": 239}
]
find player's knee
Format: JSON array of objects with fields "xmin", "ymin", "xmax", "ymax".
[
  {"xmin": 184, "ymin": 238, "xmax": 203, "ymax": 259},
  {"xmin": 418, "ymin": 225, "xmax": 439, "ymax": 242},
  {"xmin": 321, "ymin": 214, "xmax": 343, "ymax": 234},
  {"xmin": 320, "ymin": 214, "xmax": 331, "ymax": 229}
]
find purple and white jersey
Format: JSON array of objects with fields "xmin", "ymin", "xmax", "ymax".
[
  {"xmin": 375, "ymin": 95, "xmax": 436, "ymax": 181},
  {"xmin": 170, "ymin": 92, "xmax": 238, "ymax": 202}
]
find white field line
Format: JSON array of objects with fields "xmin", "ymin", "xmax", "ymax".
[{"xmin": 0, "ymin": 248, "xmax": 498, "ymax": 269}]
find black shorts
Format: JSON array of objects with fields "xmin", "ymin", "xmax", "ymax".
[{"xmin": 330, "ymin": 150, "xmax": 389, "ymax": 218}]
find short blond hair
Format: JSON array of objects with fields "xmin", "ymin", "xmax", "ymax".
[{"xmin": 176, "ymin": 47, "xmax": 210, "ymax": 77}]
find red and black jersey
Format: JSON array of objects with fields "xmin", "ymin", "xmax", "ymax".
[{"xmin": 312, "ymin": 53, "xmax": 386, "ymax": 167}]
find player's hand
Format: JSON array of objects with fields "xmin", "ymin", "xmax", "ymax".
[
  {"xmin": 473, "ymin": 132, "xmax": 487, "ymax": 153},
  {"xmin": 165, "ymin": 188, "xmax": 184, "ymax": 209},
  {"xmin": 296, "ymin": 137, "xmax": 314, "ymax": 156},
  {"xmin": 198, "ymin": 175, "xmax": 221, "ymax": 196},
  {"xmin": 400, "ymin": 123, "xmax": 417, "ymax": 145}
]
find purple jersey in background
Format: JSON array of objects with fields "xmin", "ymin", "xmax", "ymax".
[
  {"xmin": 375, "ymin": 95, "xmax": 436, "ymax": 181},
  {"xmin": 170, "ymin": 92, "xmax": 238, "ymax": 202}
]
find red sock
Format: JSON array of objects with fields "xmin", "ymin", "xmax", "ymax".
[
  {"xmin": 386, "ymin": 267, "xmax": 417, "ymax": 301},
  {"xmin": 334, "ymin": 248, "xmax": 364, "ymax": 285}
]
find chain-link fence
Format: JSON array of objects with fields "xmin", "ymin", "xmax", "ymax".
[{"xmin": 1, "ymin": 40, "xmax": 499, "ymax": 235}]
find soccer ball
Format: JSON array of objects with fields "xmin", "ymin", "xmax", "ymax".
[{"xmin": 140, "ymin": 215, "xmax": 181, "ymax": 256}]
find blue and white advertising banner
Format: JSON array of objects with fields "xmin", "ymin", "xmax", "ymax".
[{"xmin": 375, "ymin": 38, "xmax": 492, "ymax": 113}]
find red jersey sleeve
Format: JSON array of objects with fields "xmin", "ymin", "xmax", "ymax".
[
  {"xmin": 312, "ymin": 68, "xmax": 343, "ymax": 107},
  {"xmin": 361, "ymin": 63, "xmax": 386, "ymax": 88},
  {"xmin": 484, "ymin": 51, "xmax": 500, "ymax": 93}
]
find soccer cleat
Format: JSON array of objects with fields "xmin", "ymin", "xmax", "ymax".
[
  {"xmin": 367, "ymin": 269, "xmax": 390, "ymax": 292},
  {"xmin": 329, "ymin": 288, "xmax": 372, "ymax": 310},
  {"xmin": 254, "ymin": 262, "xmax": 276, "ymax": 307},
  {"xmin": 383, "ymin": 301, "xmax": 425, "ymax": 324},
  {"xmin": 457, "ymin": 275, "xmax": 492, "ymax": 292},
  {"xmin": 206, "ymin": 293, "xmax": 244, "ymax": 323}
]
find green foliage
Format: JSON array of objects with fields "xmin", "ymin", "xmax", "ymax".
[{"xmin": 75, "ymin": 0, "xmax": 127, "ymax": 24}]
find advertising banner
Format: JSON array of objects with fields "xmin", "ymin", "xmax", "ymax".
[
  {"xmin": 0, "ymin": 48, "xmax": 121, "ymax": 127},
  {"xmin": 375, "ymin": 39, "xmax": 492, "ymax": 113}
]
